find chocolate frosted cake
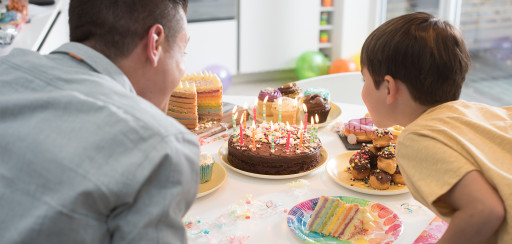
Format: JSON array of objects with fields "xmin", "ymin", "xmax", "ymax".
[
  {"xmin": 303, "ymin": 94, "xmax": 331, "ymax": 123},
  {"xmin": 227, "ymin": 122, "xmax": 322, "ymax": 175}
]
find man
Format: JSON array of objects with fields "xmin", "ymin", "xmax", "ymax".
[{"xmin": 0, "ymin": 0, "xmax": 198, "ymax": 243}]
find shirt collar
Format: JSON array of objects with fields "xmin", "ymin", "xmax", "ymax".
[{"xmin": 51, "ymin": 42, "xmax": 136, "ymax": 94}]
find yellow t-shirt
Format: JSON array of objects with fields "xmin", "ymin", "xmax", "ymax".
[{"xmin": 396, "ymin": 100, "xmax": 512, "ymax": 243}]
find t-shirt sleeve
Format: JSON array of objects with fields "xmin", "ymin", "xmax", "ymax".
[
  {"xmin": 108, "ymin": 132, "xmax": 200, "ymax": 244},
  {"xmin": 396, "ymin": 132, "xmax": 476, "ymax": 217}
]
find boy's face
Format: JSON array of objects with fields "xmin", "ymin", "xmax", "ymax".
[{"xmin": 361, "ymin": 68, "xmax": 394, "ymax": 128}]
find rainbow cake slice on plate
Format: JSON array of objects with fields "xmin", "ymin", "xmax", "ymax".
[
  {"xmin": 183, "ymin": 72, "xmax": 223, "ymax": 123},
  {"xmin": 168, "ymin": 81, "xmax": 198, "ymax": 129},
  {"xmin": 306, "ymin": 196, "xmax": 374, "ymax": 240}
]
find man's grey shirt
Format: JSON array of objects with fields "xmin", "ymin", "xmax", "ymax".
[{"xmin": 0, "ymin": 42, "xmax": 199, "ymax": 243}]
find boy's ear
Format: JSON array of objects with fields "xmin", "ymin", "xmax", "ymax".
[
  {"xmin": 384, "ymin": 75, "xmax": 398, "ymax": 104},
  {"xmin": 147, "ymin": 24, "xmax": 165, "ymax": 67}
]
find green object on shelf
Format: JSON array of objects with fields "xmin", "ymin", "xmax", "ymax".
[
  {"xmin": 295, "ymin": 51, "xmax": 329, "ymax": 80},
  {"xmin": 320, "ymin": 12, "xmax": 328, "ymax": 25}
]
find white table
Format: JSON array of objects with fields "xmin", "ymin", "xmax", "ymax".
[{"xmin": 186, "ymin": 95, "xmax": 437, "ymax": 244}]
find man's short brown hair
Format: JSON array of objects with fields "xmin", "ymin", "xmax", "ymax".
[
  {"xmin": 69, "ymin": 0, "xmax": 188, "ymax": 62},
  {"xmin": 361, "ymin": 12, "xmax": 471, "ymax": 106}
]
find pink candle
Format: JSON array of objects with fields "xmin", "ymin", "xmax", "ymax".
[
  {"xmin": 302, "ymin": 103, "xmax": 308, "ymax": 130},
  {"xmin": 286, "ymin": 131, "xmax": 291, "ymax": 151}
]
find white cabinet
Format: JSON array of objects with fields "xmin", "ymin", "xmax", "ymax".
[
  {"xmin": 185, "ymin": 20, "xmax": 237, "ymax": 75},
  {"xmin": 239, "ymin": 0, "xmax": 320, "ymax": 73}
]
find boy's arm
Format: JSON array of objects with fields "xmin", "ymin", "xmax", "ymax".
[{"xmin": 437, "ymin": 170, "xmax": 505, "ymax": 244}]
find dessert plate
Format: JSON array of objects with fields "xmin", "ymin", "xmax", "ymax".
[
  {"xmin": 218, "ymin": 142, "xmax": 328, "ymax": 179},
  {"xmin": 197, "ymin": 162, "xmax": 227, "ymax": 198},
  {"xmin": 326, "ymin": 151, "xmax": 409, "ymax": 195},
  {"xmin": 248, "ymin": 102, "xmax": 342, "ymax": 128},
  {"xmin": 287, "ymin": 196, "xmax": 403, "ymax": 243}
]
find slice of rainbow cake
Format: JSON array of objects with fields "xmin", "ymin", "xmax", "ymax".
[
  {"xmin": 306, "ymin": 196, "xmax": 375, "ymax": 240},
  {"xmin": 168, "ymin": 81, "xmax": 198, "ymax": 129}
]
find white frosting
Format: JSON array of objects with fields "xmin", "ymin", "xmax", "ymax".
[{"xmin": 199, "ymin": 152, "xmax": 214, "ymax": 166}]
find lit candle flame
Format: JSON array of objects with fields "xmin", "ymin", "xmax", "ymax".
[
  {"xmin": 315, "ymin": 114, "xmax": 319, "ymax": 123},
  {"xmin": 232, "ymin": 105, "xmax": 238, "ymax": 114},
  {"xmin": 263, "ymin": 96, "xmax": 269, "ymax": 103},
  {"xmin": 302, "ymin": 103, "xmax": 307, "ymax": 113}
]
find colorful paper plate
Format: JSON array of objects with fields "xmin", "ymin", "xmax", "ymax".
[
  {"xmin": 197, "ymin": 162, "xmax": 227, "ymax": 198},
  {"xmin": 287, "ymin": 196, "xmax": 403, "ymax": 243},
  {"xmin": 218, "ymin": 142, "xmax": 328, "ymax": 179},
  {"xmin": 326, "ymin": 151, "xmax": 409, "ymax": 195},
  {"xmin": 248, "ymin": 102, "xmax": 342, "ymax": 128}
]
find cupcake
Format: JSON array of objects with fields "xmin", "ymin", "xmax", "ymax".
[
  {"xmin": 200, "ymin": 152, "xmax": 215, "ymax": 184},
  {"xmin": 270, "ymin": 97, "xmax": 299, "ymax": 125},
  {"xmin": 257, "ymin": 88, "xmax": 282, "ymax": 119},
  {"xmin": 303, "ymin": 94, "xmax": 331, "ymax": 123},
  {"xmin": 304, "ymin": 87, "xmax": 330, "ymax": 101},
  {"xmin": 278, "ymin": 82, "xmax": 301, "ymax": 99}
]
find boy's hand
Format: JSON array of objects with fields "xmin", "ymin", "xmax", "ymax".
[{"xmin": 437, "ymin": 170, "xmax": 505, "ymax": 244}]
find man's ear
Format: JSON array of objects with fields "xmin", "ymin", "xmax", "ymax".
[
  {"xmin": 147, "ymin": 24, "xmax": 165, "ymax": 67},
  {"xmin": 384, "ymin": 75, "xmax": 398, "ymax": 104}
]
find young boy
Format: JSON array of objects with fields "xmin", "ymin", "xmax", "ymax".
[{"xmin": 360, "ymin": 12, "xmax": 511, "ymax": 243}]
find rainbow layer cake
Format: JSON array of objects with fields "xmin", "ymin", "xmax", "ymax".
[{"xmin": 183, "ymin": 72, "xmax": 223, "ymax": 122}]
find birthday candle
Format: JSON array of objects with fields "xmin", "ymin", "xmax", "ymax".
[
  {"xmin": 286, "ymin": 124, "xmax": 291, "ymax": 152},
  {"xmin": 302, "ymin": 103, "xmax": 308, "ymax": 130},
  {"xmin": 232, "ymin": 105, "xmax": 238, "ymax": 128},
  {"xmin": 310, "ymin": 116, "xmax": 314, "ymax": 145},
  {"xmin": 232, "ymin": 112, "xmax": 238, "ymax": 140},
  {"xmin": 240, "ymin": 116, "xmax": 244, "ymax": 145},
  {"xmin": 315, "ymin": 114, "xmax": 319, "ymax": 142},
  {"xmin": 252, "ymin": 121, "xmax": 256, "ymax": 150},
  {"xmin": 263, "ymin": 96, "xmax": 269, "ymax": 123},
  {"xmin": 253, "ymin": 99, "xmax": 257, "ymax": 123},
  {"xmin": 242, "ymin": 111, "xmax": 247, "ymax": 129},
  {"xmin": 270, "ymin": 122, "xmax": 275, "ymax": 152},
  {"xmin": 270, "ymin": 134, "xmax": 275, "ymax": 153},
  {"xmin": 278, "ymin": 98, "xmax": 282, "ymax": 124}
]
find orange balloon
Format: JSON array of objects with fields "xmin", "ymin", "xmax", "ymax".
[{"xmin": 328, "ymin": 59, "xmax": 358, "ymax": 74}]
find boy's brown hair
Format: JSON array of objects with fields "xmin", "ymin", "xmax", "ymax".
[
  {"xmin": 69, "ymin": 0, "xmax": 188, "ymax": 62},
  {"xmin": 361, "ymin": 12, "xmax": 471, "ymax": 106}
]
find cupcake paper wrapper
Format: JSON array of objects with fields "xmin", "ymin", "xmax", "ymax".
[{"xmin": 200, "ymin": 163, "xmax": 215, "ymax": 184}]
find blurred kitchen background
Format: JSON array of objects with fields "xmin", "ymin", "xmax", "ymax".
[{"xmin": 1, "ymin": 0, "xmax": 511, "ymax": 106}]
